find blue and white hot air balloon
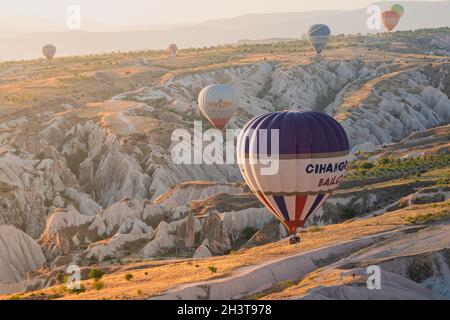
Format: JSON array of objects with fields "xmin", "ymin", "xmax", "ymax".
[
  {"xmin": 306, "ymin": 24, "xmax": 331, "ymax": 55},
  {"xmin": 237, "ymin": 111, "xmax": 350, "ymax": 236}
]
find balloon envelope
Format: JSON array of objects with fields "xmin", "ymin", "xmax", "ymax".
[
  {"xmin": 307, "ymin": 24, "xmax": 331, "ymax": 54},
  {"xmin": 42, "ymin": 44, "xmax": 56, "ymax": 61},
  {"xmin": 381, "ymin": 11, "xmax": 400, "ymax": 32},
  {"xmin": 198, "ymin": 84, "xmax": 239, "ymax": 130},
  {"xmin": 237, "ymin": 111, "xmax": 350, "ymax": 234},
  {"xmin": 168, "ymin": 44, "xmax": 178, "ymax": 57},
  {"xmin": 390, "ymin": 4, "xmax": 405, "ymax": 18}
]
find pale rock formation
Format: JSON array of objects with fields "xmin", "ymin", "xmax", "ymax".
[
  {"xmin": 200, "ymin": 213, "xmax": 231, "ymax": 255},
  {"xmin": 176, "ymin": 212, "xmax": 202, "ymax": 250},
  {"xmin": 62, "ymin": 121, "xmax": 151, "ymax": 207},
  {"xmin": 41, "ymin": 206, "xmax": 94, "ymax": 239},
  {"xmin": 155, "ymin": 182, "xmax": 245, "ymax": 207},
  {"xmin": 142, "ymin": 221, "xmax": 175, "ymax": 258},
  {"xmin": 242, "ymin": 222, "xmax": 288, "ymax": 249},
  {"xmin": 193, "ymin": 245, "xmax": 212, "ymax": 259},
  {"xmin": 89, "ymin": 199, "xmax": 148, "ymax": 237},
  {"xmin": 65, "ymin": 188, "xmax": 102, "ymax": 216},
  {"xmin": 85, "ymin": 232, "xmax": 154, "ymax": 262},
  {"xmin": 220, "ymin": 207, "xmax": 274, "ymax": 241},
  {"xmin": 39, "ymin": 116, "xmax": 67, "ymax": 146},
  {"xmin": 39, "ymin": 206, "xmax": 94, "ymax": 260},
  {"xmin": 0, "ymin": 150, "xmax": 77, "ymax": 238},
  {"xmin": 0, "ymin": 225, "xmax": 46, "ymax": 284}
]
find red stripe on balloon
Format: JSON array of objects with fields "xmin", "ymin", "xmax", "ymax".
[
  {"xmin": 211, "ymin": 118, "xmax": 229, "ymax": 130},
  {"xmin": 295, "ymin": 195, "xmax": 307, "ymax": 221}
]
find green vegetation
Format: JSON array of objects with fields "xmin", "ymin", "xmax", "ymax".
[
  {"xmin": 69, "ymin": 285, "xmax": 86, "ymax": 295},
  {"xmin": 437, "ymin": 177, "xmax": 450, "ymax": 187},
  {"xmin": 93, "ymin": 280, "xmax": 105, "ymax": 291},
  {"xmin": 341, "ymin": 208, "xmax": 357, "ymax": 221},
  {"xmin": 88, "ymin": 268, "xmax": 105, "ymax": 281},
  {"xmin": 403, "ymin": 209, "xmax": 450, "ymax": 225},
  {"xmin": 242, "ymin": 227, "xmax": 257, "ymax": 239},
  {"xmin": 208, "ymin": 265, "xmax": 218, "ymax": 273},
  {"xmin": 63, "ymin": 274, "xmax": 70, "ymax": 284},
  {"xmin": 359, "ymin": 161, "xmax": 375, "ymax": 170},
  {"xmin": 346, "ymin": 155, "xmax": 450, "ymax": 181},
  {"xmin": 278, "ymin": 280, "xmax": 295, "ymax": 289},
  {"xmin": 307, "ymin": 225, "xmax": 322, "ymax": 233}
]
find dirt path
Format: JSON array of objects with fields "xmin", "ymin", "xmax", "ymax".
[{"xmin": 331, "ymin": 60, "xmax": 450, "ymax": 121}]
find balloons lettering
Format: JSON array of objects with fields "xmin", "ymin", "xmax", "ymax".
[{"xmin": 237, "ymin": 111, "xmax": 350, "ymax": 235}]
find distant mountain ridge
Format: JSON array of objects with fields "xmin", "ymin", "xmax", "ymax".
[{"xmin": 1, "ymin": 1, "xmax": 450, "ymax": 61}]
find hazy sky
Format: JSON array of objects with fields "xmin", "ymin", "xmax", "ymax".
[{"xmin": 0, "ymin": 0, "xmax": 443, "ymax": 25}]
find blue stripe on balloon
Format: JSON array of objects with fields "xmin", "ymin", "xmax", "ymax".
[
  {"xmin": 273, "ymin": 196, "xmax": 290, "ymax": 220},
  {"xmin": 305, "ymin": 194, "xmax": 325, "ymax": 220}
]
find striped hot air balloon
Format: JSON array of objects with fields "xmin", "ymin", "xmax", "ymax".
[
  {"xmin": 237, "ymin": 111, "xmax": 350, "ymax": 236},
  {"xmin": 198, "ymin": 84, "xmax": 239, "ymax": 130},
  {"xmin": 306, "ymin": 24, "xmax": 331, "ymax": 55},
  {"xmin": 381, "ymin": 10, "xmax": 400, "ymax": 32},
  {"xmin": 168, "ymin": 44, "xmax": 178, "ymax": 58},
  {"xmin": 390, "ymin": 4, "xmax": 405, "ymax": 18},
  {"xmin": 42, "ymin": 44, "xmax": 56, "ymax": 61}
]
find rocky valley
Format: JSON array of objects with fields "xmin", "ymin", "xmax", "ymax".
[{"xmin": 0, "ymin": 28, "xmax": 449, "ymax": 299}]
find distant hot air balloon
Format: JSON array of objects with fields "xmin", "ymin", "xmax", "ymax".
[
  {"xmin": 42, "ymin": 44, "xmax": 56, "ymax": 61},
  {"xmin": 381, "ymin": 10, "xmax": 400, "ymax": 32},
  {"xmin": 390, "ymin": 4, "xmax": 405, "ymax": 18},
  {"xmin": 306, "ymin": 24, "xmax": 331, "ymax": 55},
  {"xmin": 198, "ymin": 84, "xmax": 239, "ymax": 130},
  {"xmin": 168, "ymin": 44, "xmax": 178, "ymax": 58},
  {"xmin": 237, "ymin": 111, "xmax": 350, "ymax": 239}
]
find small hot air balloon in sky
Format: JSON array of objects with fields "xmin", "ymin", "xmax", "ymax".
[
  {"xmin": 390, "ymin": 4, "xmax": 405, "ymax": 18},
  {"xmin": 42, "ymin": 44, "xmax": 56, "ymax": 61},
  {"xmin": 198, "ymin": 84, "xmax": 239, "ymax": 130},
  {"xmin": 306, "ymin": 24, "xmax": 331, "ymax": 55},
  {"xmin": 381, "ymin": 10, "xmax": 400, "ymax": 32},
  {"xmin": 168, "ymin": 44, "xmax": 178, "ymax": 58},
  {"xmin": 237, "ymin": 111, "xmax": 350, "ymax": 239}
]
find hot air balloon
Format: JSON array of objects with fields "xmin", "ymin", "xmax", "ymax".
[
  {"xmin": 198, "ymin": 84, "xmax": 239, "ymax": 130},
  {"xmin": 42, "ymin": 44, "xmax": 56, "ymax": 61},
  {"xmin": 390, "ymin": 4, "xmax": 405, "ymax": 18},
  {"xmin": 381, "ymin": 10, "xmax": 400, "ymax": 32},
  {"xmin": 168, "ymin": 44, "xmax": 178, "ymax": 58},
  {"xmin": 237, "ymin": 111, "xmax": 350, "ymax": 241},
  {"xmin": 306, "ymin": 24, "xmax": 331, "ymax": 55}
]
